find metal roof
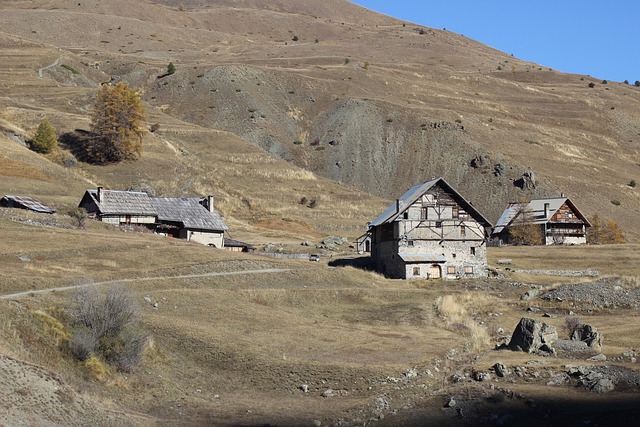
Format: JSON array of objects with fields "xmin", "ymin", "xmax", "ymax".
[
  {"xmin": 399, "ymin": 253, "xmax": 447, "ymax": 263},
  {"xmin": 493, "ymin": 197, "xmax": 590, "ymax": 233},
  {"xmin": 150, "ymin": 197, "xmax": 228, "ymax": 231},
  {"xmin": 87, "ymin": 189, "xmax": 156, "ymax": 216},
  {"xmin": 369, "ymin": 177, "xmax": 492, "ymax": 228},
  {"xmin": 0, "ymin": 195, "xmax": 55, "ymax": 213}
]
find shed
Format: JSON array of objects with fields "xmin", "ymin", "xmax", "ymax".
[{"xmin": 0, "ymin": 195, "xmax": 55, "ymax": 214}]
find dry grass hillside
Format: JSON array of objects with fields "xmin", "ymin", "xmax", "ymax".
[
  {"xmin": 0, "ymin": 0, "xmax": 638, "ymax": 239},
  {"xmin": 1, "ymin": 1, "xmax": 640, "ymax": 425},
  {"xmin": 1, "ymin": 210, "xmax": 640, "ymax": 426}
]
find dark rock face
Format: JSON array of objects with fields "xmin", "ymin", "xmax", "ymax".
[
  {"xmin": 571, "ymin": 323, "xmax": 604, "ymax": 352},
  {"xmin": 508, "ymin": 317, "xmax": 557, "ymax": 353}
]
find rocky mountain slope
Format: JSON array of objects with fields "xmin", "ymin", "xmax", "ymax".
[{"xmin": 0, "ymin": 0, "xmax": 639, "ymax": 238}]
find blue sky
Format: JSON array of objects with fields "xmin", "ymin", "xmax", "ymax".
[{"xmin": 351, "ymin": 1, "xmax": 639, "ymax": 83}]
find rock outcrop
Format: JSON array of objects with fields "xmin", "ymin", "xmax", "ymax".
[{"xmin": 508, "ymin": 317, "xmax": 558, "ymax": 353}]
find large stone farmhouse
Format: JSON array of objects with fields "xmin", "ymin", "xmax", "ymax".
[
  {"xmin": 367, "ymin": 177, "xmax": 493, "ymax": 280},
  {"xmin": 78, "ymin": 188, "xmax": 228, "ymax": 247},
  {"xmin": 492, "ymin": 196, "xmax": 591, "ymax": 245}
]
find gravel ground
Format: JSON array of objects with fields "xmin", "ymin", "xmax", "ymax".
[{"xmin": 541, "ymin": 277, "xmax": 640, "ymax": 309}]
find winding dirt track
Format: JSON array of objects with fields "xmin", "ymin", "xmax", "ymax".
[{"xmin": 0, "ymin": 268, "xmax": 291, "ymax": 300}]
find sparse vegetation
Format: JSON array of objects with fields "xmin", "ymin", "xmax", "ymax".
[
  {"xmin": 67, "ymin": 207, "xmax": 88, "ymax": 229},
  {"xmin": 68, "ymin": 284, "xmax": 148, "ymax": 373},
  {"xmin": 587, "ymin": 213, "xmax": 626, "ymax": 244},
  {"xmin": 30, "ymin": 119, "xmax": 58, "ymax": 154},
  {"xmin": 87, "ymin": 82, "xmax": 146, "ymax": 163},
  {"xmin": 61, "ymin": 64, "xmax": 80, "ymax": 74}
]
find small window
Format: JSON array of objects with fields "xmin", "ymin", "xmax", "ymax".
[
  {"xmin": 403, "ymin": 211, "xmax": 409, "ymax": 219},
  {"xmin": 435, "ymin": 221, "xmax": 442, "ymax": 228},
  {"xmin": 421, "ymin": 207, "xmax": 428, "ymax": 220},
  {"xmin": 568, "ymin": 213, "xmax": 574, "ymax": 218},
  {"xmin": 413, "ymin": 267, "xmax": 421, "ymax": 276},
  {"xmin": 452, "ymin": 206, "xmax": 459, "ymax": 219},
  {"xmin": 464, "ymin": 265, "xmax": 474, "ymax": 274},
  {"xmin": 460, "ymin": 224, "xmax": 466, "ymax": 237},
  {"xmin": 470, "ymin": 247, "xmax": 476, "ymax": 256},
  {"xmin": 447, "ymin": 266, "xmax": 456, "ymax": 275},
  {"xmin": 407, "ymin": 240, "xmax": 414, "ymax": 246}
]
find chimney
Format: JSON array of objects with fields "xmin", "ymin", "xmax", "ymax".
[
  {"xmin": 207, "ymin": 195, "xmax": 214, "ymax": 213},
  {"xmin": 97, "ymin": 186, "xmax": 103, "ymax": 203},
  {"xmin": 544, "ymin": 203, "xmax": 550, "ymax": 218}
]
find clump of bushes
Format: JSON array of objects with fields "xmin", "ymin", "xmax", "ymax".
[{"xmin": 68, "ymin": 285, "xmax": 148, "ymax": 373}]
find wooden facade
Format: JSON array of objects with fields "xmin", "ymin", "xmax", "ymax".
[
  {"xmin": 493, "ymin": 197, "xmax": 590, "ymax": 245},
  {"xmin": 368, "ymin": 177, "xmax": 492, "ymax": 280}
]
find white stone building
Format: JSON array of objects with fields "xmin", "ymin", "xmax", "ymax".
[{"xmin": 368, "ymin": 177, "xmax": 492, "ymax": 280}]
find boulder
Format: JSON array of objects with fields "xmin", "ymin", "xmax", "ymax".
[
  {"xmin": 508, "ymin": 318, "xmax": 558, "ymax": 353},
  {"xmin": 571, "ymin": 323, "xmax": 603, "ymax": 352},
  {"xmin": 493, "ymin": 363, "xmax": 509, "ymax": 378}
]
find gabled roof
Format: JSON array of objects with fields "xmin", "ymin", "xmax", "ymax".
[
  {"xmin": 369, "ymin": 177, "xmax": 492, "ymax": 228},
  {"xmin": 150, "ymin": 197, "xmax": 228, "ymax": 231},
  {"xmin": 493, "ymin": 197, "xmax": 590, "ymax": 234},
  {"xmin": 85, "ymin": 189, "xmax": 156, "ymax": 216},
  {"xmin": 0, "ymin": 195, "xmax": 55, "ymax": 213}
]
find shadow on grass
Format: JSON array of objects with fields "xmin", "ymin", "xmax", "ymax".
[{"xmin": 328, "ymin": 256, "xmax": 374, "ymax": 270}]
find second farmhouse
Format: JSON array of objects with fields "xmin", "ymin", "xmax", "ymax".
[{"xmin": 368, "ymin": 177, "xmax": 492, "ymax": 280}]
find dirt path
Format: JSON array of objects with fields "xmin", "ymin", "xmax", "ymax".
[
  {"xmin": 38, "ymin": 56, "xmax": 62, "ymax": 78},
  {"xmin": 0, "ymin": 268, "xmax": 291, "ymax": 300}
]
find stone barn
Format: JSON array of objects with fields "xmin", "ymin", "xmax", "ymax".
[{"xmin": 368, "ymin": 177, "xmax": 492, "ymax": 280}]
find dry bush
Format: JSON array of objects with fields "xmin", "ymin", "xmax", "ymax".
[
  {"xmin": 565, "ymin": 316, "xmax": 582, "ymax": 339},
  {"xmin": 69, "ymin": 284, "xmax": 148, "ymax": 371}
]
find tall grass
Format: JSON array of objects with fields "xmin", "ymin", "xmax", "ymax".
[{"xmin": 435, "ymin": 293, "xmax": 490, "ymax": 352}]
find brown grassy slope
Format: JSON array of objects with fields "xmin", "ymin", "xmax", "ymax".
[
  {"xmin": 0, "ymin": 0, "xmax": 639, "ymax": 240},
  {"xmin": 2, "ymin": 214, "xmax": 639, "ymax": 426}
]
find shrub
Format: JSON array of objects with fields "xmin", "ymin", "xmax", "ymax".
[
  {"xmin": 167, "ymin": 62, "xmax": 176, "ymax": 75},
  {"xmin": 61, "ymin": 64, "xmax": 80, "ymax": 74},
  {"xmin": 635, "ymin": 81, "xmax": 640, "ymax": 87},
  {"xmin": 588, "ymin": 82, "xmax": 595, "ymax": 88},
  {"xmin": 587, "ymin": 213, "xmax": 626, "ymax": 244},
  {"xmin": 629, "ymin": 180, "xmax": 636, "ymax": 188},
  {"xmin": 67, "ymin": 208, "xmax": 88, "ymax": 229},
  {"xmin": 30, "ymin": 120, "xmax": 58, "ymax": 154},
  {"xmin": 601, "ymin": 80, "xmax": 608, "ymax": 84},
  {"xmin": 565, "ymin": 317, "xmax": 582, "ymax": 338},
  {"xmin": 149, "ymin": 122, "xmax": 160, "ymax": 133},
  {"xmin": 69, "ymin": 285, "xmax": 147, "ymax": 372},
  {"xmin": 292, "ymin": 35, "xmax": 299, "ymax": 41},
  {"xmin": 611, "ymin": 199, "xmax": 621, "ymax": 206}
]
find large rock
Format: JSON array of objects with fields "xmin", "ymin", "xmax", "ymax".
[
  {"xmin": 508, "ymin": 318, "xmax": 558, "ymax": 353},
  {"xmin": 571, "ymin": 323, "xmax": 603, "ymax": 352}
]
